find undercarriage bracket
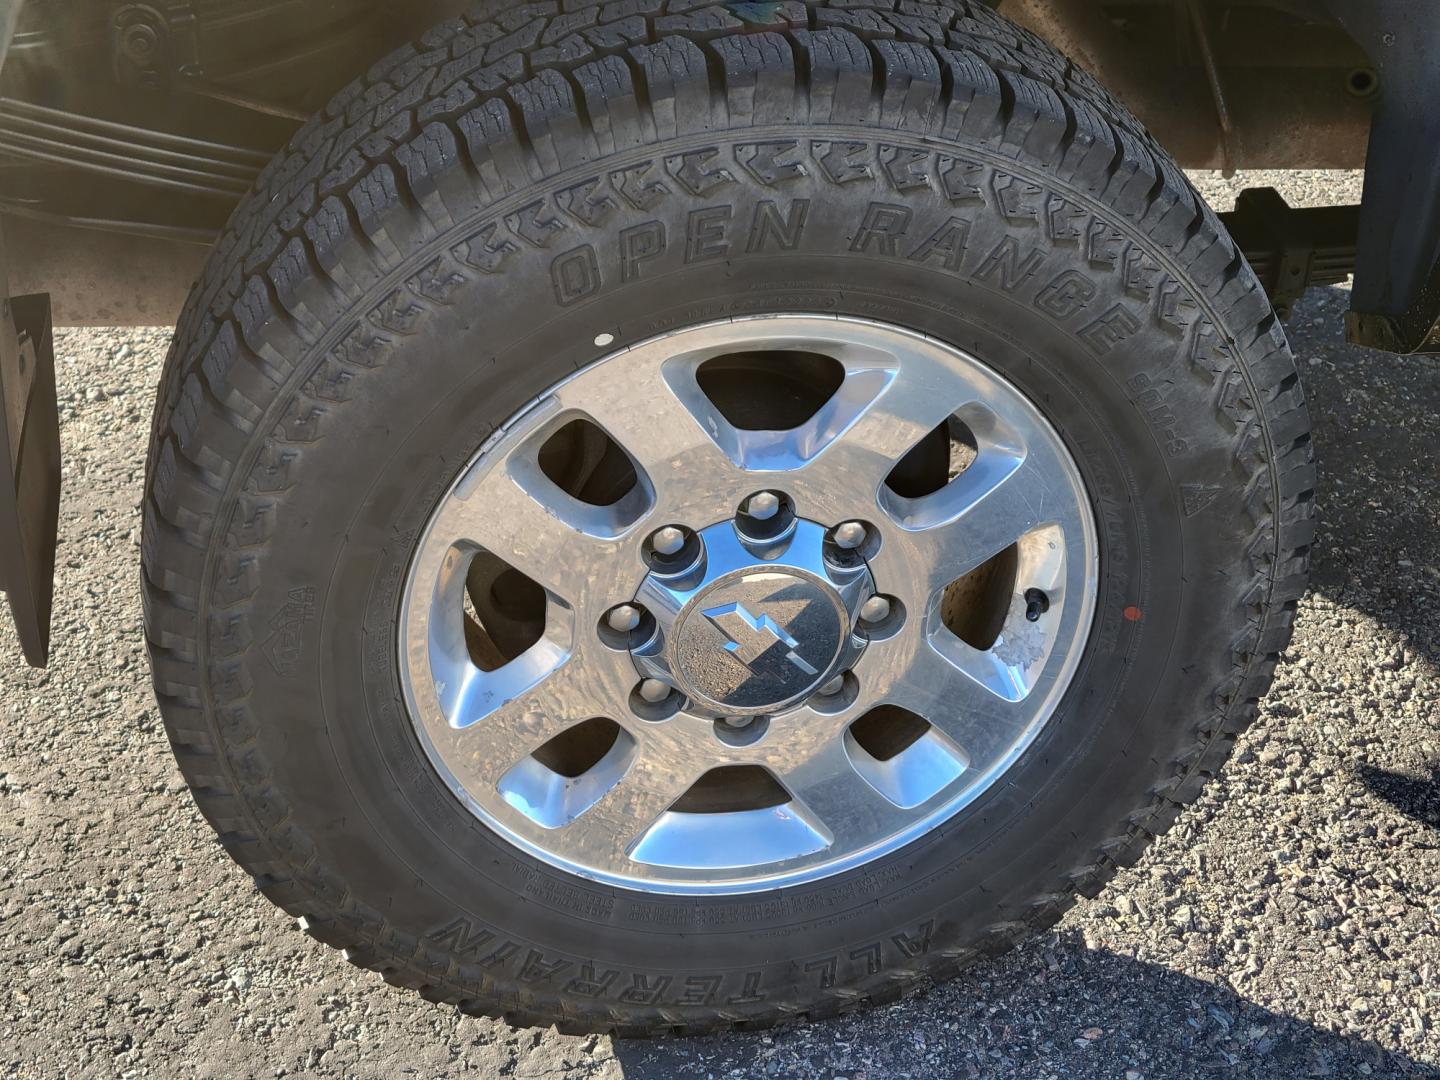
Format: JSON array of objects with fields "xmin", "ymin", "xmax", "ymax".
[
  {"xmin": 1219, "ymin": 187, "xmax": 1359, "ymax": 319},
  {"xmin": 1317, "ymin": 0, "xmax": 1440, "ymax": 353}
]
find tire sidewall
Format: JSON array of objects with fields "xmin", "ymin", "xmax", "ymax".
[{"xmin": 217, "ymin": 132, "xmax": 1253, "ymax": 1002}]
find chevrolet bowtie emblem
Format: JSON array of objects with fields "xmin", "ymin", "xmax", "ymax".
[{"xmin": 702, "ymin": 602, "xmax": 818, "ymax": 676}]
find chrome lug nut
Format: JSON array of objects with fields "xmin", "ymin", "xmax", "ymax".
[
  {"xmin": 722, "ymin": 716, "xmax": 754, "ymax": 729},
  {"xmin": 833, "ymin": 521, "xmax": 867, "ymax": 550},
  {"xmin": 606, "ymin": 604, "xmax": 642, "ymax": 633},
  {"xmin": 637, "ymin": 678, "xmax": 671, "ymax": 703},
  {"xmin": 745, "ymin": 491, "xmax": 781, "ymax": 520},
  {"xmin": 651, "ymin": 526, "xmax": 686, "ymax": 556},
  {"xmin": 816, "ymin": 674, "xmax": 846, "ymax": 697},
  {"xmin": 859, "ymin": 595, "xmax": 891, "ymax": 624}
]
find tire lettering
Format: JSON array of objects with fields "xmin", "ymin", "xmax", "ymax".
[
  {"xmin": 685, "ymin": 206, "xmax": 732, "ymax": 262},
  {"xmin": 890, "ymin": 919, "xmax": 934, "ymax": 958},
  {"xmin": 1079, "ymin": 303, "xmax": 1142, "ymax": 354},
  {"xmin": 747, "ymin": 198, "xmax": 810, "ymax": 252},
  {"xmin": 425, "ymin": 916, "xmax": 498, "ymax": 961},
  {"xmin": 677, "ymin": 974, "xmax": 723, "ymax": 1005},
  {"xmin": 619, "ymin": 974, "xmax": 671, "ymax": 1005},
  {"xmin": 566, "ymin": 964, "xmax": 621, "ymax": 998},
  {"xmin": 727, "ymin": 970, "xmax": 767, "ymax": 1004},
  {"xmin": 620, "ymin": 220, "xmax": 666, "ymax": 281},
  {"xmin": 1035, "ymin": 268, "xmax": 1097, "ymax": 319},
  {"xmin": 517, "ymin": 948, "xmax": 572, "ymax": 984},
  {"xmin": 974, "ymin": 235, "xmax": 1045, "ymax": 291},
  {"xmin": 260, "ymin": 586, "xmax": 316, "ymax": 678},
  {"xmin": 551, "ymin": 244, "xmax": 601, "ymax": 305},
  {"xmin": 849, "ymin": 941, "xmax": 882, "ymax": 975},
  {"xmin": 804, "ymin": 955, "xmax": 838, "ymax": 988},
  {"xmin": 479, "ymin": 939, "xmax": 522, "ymax": 968},
  {"xmin": 851, "ymin": 202, "xmax": 911, "ymax": 255},
  {"xmin": 906, "ymin": 215, "xmax": 971, "ymax": 270},
  {"xmin": 1128, "ymin": 373, "xmax": 1191, "ymax": 456}
]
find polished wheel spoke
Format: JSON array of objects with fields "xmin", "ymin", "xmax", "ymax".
[
  {"xmin": 431, "ymin": 653, "xmax": 595, "ymax": 783},
  {"xmin": 788, "ymin": 347, "xmax": 983, "ymax": 521},
  {"xmin": 876, "ymin": 452, "xmax": 1065, "ymax": 605},
  {"xmin": 888, "ymin": 637, "xmax": 1030, "ymax": 744},
  {"xmin": 763, "ymin": 727, "xmax": 913, "ymax": 839},
  {"xmin": 550, "ymin": 731, "xmax": 712, "ymax": 866},
  {"xmin": 553, "ymin": 358, "xmax": 751, "ymax": 500},
  {"xmin": 435, "ymin": 443, "xmax": 627, "ymax": 613}
]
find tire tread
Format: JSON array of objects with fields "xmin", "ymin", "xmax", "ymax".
[{"xmin": 143, "ymin": 0, "xmax": 1314, "ymax": 1034}]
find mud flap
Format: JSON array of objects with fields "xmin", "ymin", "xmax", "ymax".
[{"xmin": 0, "ymin": 290, "xmax": 59, "ymax": 666}]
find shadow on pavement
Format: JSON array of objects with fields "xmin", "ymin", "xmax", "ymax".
[
  {"xmin": 615, "ymin": 932, "xmax": 1432, "ymax": 1078},
  {"xmin": 1294, "ymin": 285, "xmax": 1440, "ymax": 847},
  {"xmin": 1297, "ymin": 287, "xmax": 1440, "ymax": 662},
  {"xmin": 1358, "ymin": 764, "xmax": 1440, "ymax": 831}
]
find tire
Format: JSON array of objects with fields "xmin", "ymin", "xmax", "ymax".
[{"xmin": 142, "ymin": 0, "xmax": 1314, "ymax": 1035}]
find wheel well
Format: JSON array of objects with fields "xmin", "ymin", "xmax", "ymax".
[{"xmin": 1, "ymin": 0, "xmax": 1436, "ymax": 351}]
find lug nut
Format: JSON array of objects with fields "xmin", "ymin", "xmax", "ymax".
[
  {"xmin": 859, "ymin": 595, "xmax": 891, "ymax": 624},
  {"xmin": 651, "ymin": 526, "xmax": 686, "ymax": 556},
  {"xmin": 816, "ymin": 674, "xmax": 846, "ymax": 697},
  {"xmin": 723, "ymin": 716, "xmax": 754, "ymax": 729},
  {"xmin": 833, "ymin": 521, "xmax": 867, "ymax": 550},
  {"xmin": 606, "ymin": 604, "xmax": 642, "ymax": 633},
  {"xmin": 745, "ymin": 491, "xmax": 781, "ymax": 520},
  {"xmin": 638, "ymin": 678, "xmax": 671, "ymax": 703}
]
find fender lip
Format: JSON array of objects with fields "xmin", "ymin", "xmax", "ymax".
[{"xmin": 0, "ymin": 287, "xmax": 59, "ymax": 666}]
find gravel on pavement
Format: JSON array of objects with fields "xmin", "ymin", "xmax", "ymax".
[{"xmin": 3, "ymin": 170, "xmax": 1439, "ymax": 1079}]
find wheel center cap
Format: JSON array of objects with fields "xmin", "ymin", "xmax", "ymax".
[
  {"xmin": 677, "ymin": 569, "xmax": 843, "ymax": 710},
  {"xmin": 631, "ymin": 519, "xmax": 874, "ymax": 717}
]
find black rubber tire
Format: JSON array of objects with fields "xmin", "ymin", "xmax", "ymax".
[{"xmin": 142, "ymin": 0, "xmax": 1314, "ymax": 1035}]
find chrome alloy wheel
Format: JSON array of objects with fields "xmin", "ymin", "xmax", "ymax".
[{"xmin": 399, "ymin": 315, "xmax": 1098, "ymax": 894}]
